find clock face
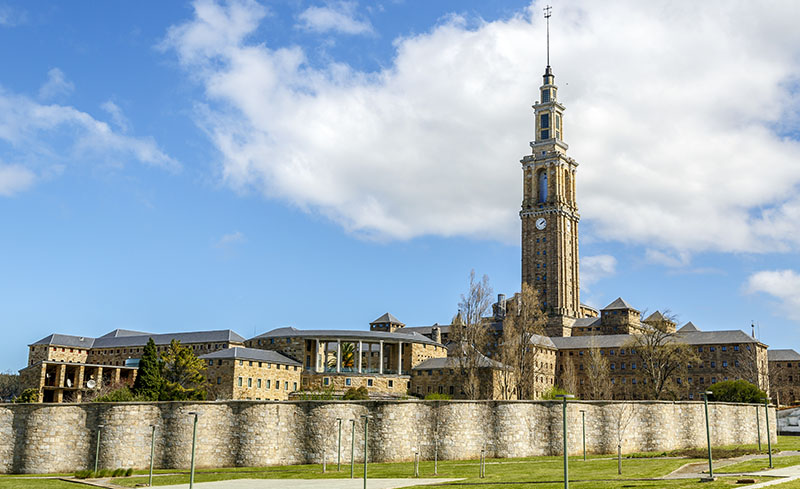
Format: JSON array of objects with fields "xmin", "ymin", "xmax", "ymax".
[{"xmin": 535, "ymin": 217, "xmax": 546, "ymax": 230}]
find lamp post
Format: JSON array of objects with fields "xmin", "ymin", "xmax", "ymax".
[
  {"xmin": 579, "ymin": 410, "xmax": 586, "ymax": 462},
  {"xmin": 336, "ymin": 418, "xmax": 342, "ymax": 471},
  {"xmin": 762, "ymin": 398, "xmax": 773, "ymax": 468},
  {"xmin": 188, "ymin": 411, "xmax": 200, "ymax": 489},
  {"xmin": 361, "ymin": 415, "xmax": 371, "ymax": 489},
  {"xmin": 350, "ymin": 419, "xmax": 356, "ymax": 479},
  {"xmin": 702, "ymin": 391, "xmax": 714, "ymax": 481},
  {"xmin": 94, "ymin": 424, "xmax": 105, "ymax": 475},
  {"xmin": 148, "ymin": 424, "xmax": 157, "ymax": 487},
  {"xmin": 555, "ymin": 394, "xmax": 575, "ymax": 489}
]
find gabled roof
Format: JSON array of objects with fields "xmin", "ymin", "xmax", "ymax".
[
  {"xmin": 370, "ymin": 313, "xmax": 404, "ymax": 325},
  {"xmin": 602, "ymin": 297, "xmax": 638, "ymax": 311},
  {"xmin": 644, "ymin": 311, "xmax": 671, "ymax": 323},
  {"xmin": 30, "ymin": 334, "xmax": 95, "ymax": 349},
  {"xmin": 93, "ymin": 329, "xmax": 246, "ymax": 348},
  {"xmin": 677, "ymin": 322, "xmax": 700, "ymax": 332},
  {"xmin": 413, "ymin": 349, "xmax": 507, "ymax": 370},
  {"xmin": 530, "ymin": 334, "xmax": 557, "ymax": 349},
  {"xmin": 572, "ymin": 317, "xmax": 602, "ymax": 328},
  {"xmin": 551, "ymin": 329, "xmax": 765, "ymax": 350},
  {"xmin": 768, "ymin": 349, "xmax": 800, "ymax": 362},
  {"xmin": 199, "ymin": 347, "xmax": 301, "ymax": 366},
  {"xmin": 251, "ymin": 326, "xmax": 440, "ymax": 345},
  {"xmin": 98, "ymin": 329, "xmax": 151, "ymax": 338}
]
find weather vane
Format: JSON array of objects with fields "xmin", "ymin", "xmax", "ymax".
[{"xmin": 544, "ymin": 5, "xmax": 552, "ymax": 67}]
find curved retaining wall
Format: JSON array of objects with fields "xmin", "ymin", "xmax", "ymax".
[{"xmin": 0, "ymin": 400, "xmax": 777, "ymax": 474}]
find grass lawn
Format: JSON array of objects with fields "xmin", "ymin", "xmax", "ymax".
[
  {"xmin": 0, "ymin": 480, "xmax": 84, "ymax": 489},
  {"xmin": 716, "ymin": 455, "xmax": 800, "ymax": 474}
]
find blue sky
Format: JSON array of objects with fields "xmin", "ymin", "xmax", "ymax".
[{"xmin": 2, "ymin": 0, "xmax": 800, "ymax": 372}]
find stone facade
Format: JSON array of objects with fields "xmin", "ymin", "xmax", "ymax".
[
  {"xmin": 300, "ymin": 373, "xmax": 410, "ymax": 397},
  {"xmin": 205, "ymin": 359, "xmax": 303, "ymax": 401},
  {"xmin": 0, "ymin": 400, "xmax": 776, "ymax": 474}
]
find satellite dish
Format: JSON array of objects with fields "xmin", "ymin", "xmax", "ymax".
[
  {"xmin": 86, "ymin": 380, "xmax": 97, "ymax": 389},
  {"xmin": 66, "ymin": 379, "xmax": 72, "ymax": 388}
]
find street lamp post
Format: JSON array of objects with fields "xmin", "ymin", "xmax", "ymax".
[
  {"xmin": 361, "ymin": 415, "xmax": 371, "ymax": 489},
  {"xmin": 188, "ymin": 411, "xmax": 200, "ymax": 489},
  {"xmin": 336, "ymin": 418, "xmax": 342, "ymax": 471},
  {"xmin": 94, "ymin": 425, "xmax": 105, "ymax": 475},
  {"xmin": 350, "ymin": 419, "xmax": 356, "ymax": 479},
  {"xmin": 702, "ymin": 391, "xmax": 714, "ymax": 481},
  {"xmin": 579, "ymin": 410, "xmax": 586, "ymax": 462},
  {"xmin": 148, "ymin": 424, "xmax": 157, "ymax": 487},
  {"xmin": 756, "ymin": 405, "xmax": 762, "ymax": 451},
  {"xmin": 556, "ymin": 394, "xmax": 575, "ymax": 489},
  {"xmin": 763, "ymin": 398, "xmax": 773, "ymax": 468}
]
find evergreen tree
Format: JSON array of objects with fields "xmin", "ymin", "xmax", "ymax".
[
  {"xmin": 132, "ymin": 338, "xmax": 164, "ymax": 401},
  {"xmin": 161, "ymin": 339, "xmax": 207, "ymax": 401}
]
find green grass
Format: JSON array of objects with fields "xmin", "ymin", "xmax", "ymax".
[
  {"xmin": 0, "ymin": 480, "xmax": 83, "ymax": 489},
  {"xmin": 716, "ymin": 455, "xmax": 800, "ymax": 474}
]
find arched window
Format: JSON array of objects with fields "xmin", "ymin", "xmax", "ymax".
[{"xmin": 538, "ymin": 170, "xmax": 548, "ymax": 203}]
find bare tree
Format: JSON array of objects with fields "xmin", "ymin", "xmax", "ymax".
[
  {"xmin": 585, "ymin": 340, "xmax": 612, "ymax": 400},
  {"xmin": 450, "ymin": 270, "xmax": 493, "ymax": 399},
  {"xmin": 625, "ymin": 312, "xmax": 698, "ymax": 400},
  {"xmin": 0, "ymin": 371, "xmax": 21, "ymax": 401},
  {"xmin": 499, "ymin": 283, "xmax": 548, "ymax": 399},
  {"xmin": 606, "ymin": 403, "xmax": 636, "ymax": 474},
  {"xmin": 559, "ymin": 358, "xmax": 579, "ymax": 397}
]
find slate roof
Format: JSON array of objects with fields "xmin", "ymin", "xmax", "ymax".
[
  {"xmin": 768, "ymin": 349, "xmax": 800, "ymax": 362},
  {"xmin": 402, "ymin": 323, "xmax": 451, "ymax": 336},
  {"xmin": 678, "ymin": 322, "xmax": 700, "ymax": 332},
  {"xmin": 602, "ymin": 297, "xmax": 638, "ymax": 311},
  {"xmin": 644, "ymin": 311, "xmax": 671, "ymax": 323},
  {"xmin": 370, "ymin": 313, "xmax": 404, "ymax": 325},
  {"xmin": 199, "ymin": 347, "xmax": 301, "ymax": 365},
  {"xmin": 30, "ymin": 334, "xmax": 96, "ymax": 348},
  {"xmin": 572, "ymin": 317, "xmax": 601, "ymax": 328},
  {"xmin": 252, "ymin": 326, "xmax": 440, "ymax": 345},
  {"xmin": 551, "ymin": 329, "xmax": 764, "ymax": 350},
  {"xmin": 413, "ymin": 351, "xmax": 507, "ymax": 370},
  {"xmin": 31, "ymin": 329, "xmax": 246, "ymax": 348},
  {"xmin": 530, "ymin": 334, "xmax": 557, "ymax": 349}
]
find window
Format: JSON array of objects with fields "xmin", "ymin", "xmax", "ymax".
[
  {"xmin": 540, "ymin": 113, "xmax": 550, "ymax": 129},
  {"xmin": 284, "ymin": 381, "xmax": 288, "ymax": 390},
  {"xmin": 721, "ymin": 346, "xmax": 727, "ymax": 352},
  {"xmin": 367, "ymin": 379, "xmax": 373, "ymax": 387},
  {"xmin": 345, "ymin": 378, "xmax": 352, "ymax": 386},
  {"xmin": 248, "ymin": 378, "xmax": 253, "ymax": 387},
  {"xmin": 449, "ymin": 386, "xmax": 454, "ymax": 395},
  {"xmin": 266, "ymin": 380, "xmax": 271, "ymax": 389},
  {"xmin": 541, "ymin": 129, "xmax": 550, "ymax": 139},
  {"xmin": 631, "ymin": 362, "xmax": 637, "ymax": 369},
  {"xmin": 711, "ymin": 362, "xmax": 716, "ymax": 368},
  {"xmin": 208, "ymin": 360, "xmax": 214, "ymax": 366},
  {"xmin": 698, "ymin": 347, "xmax": 703, "ymax": 352},
  {"xmin": 710, "ymin": 347, "xmax": 716, "ymax": 352},
  {"xmin": 722, "ymin": 361, "xmax": 728, "ymax": 368},
  {"xmin": 711, "ymin": 377, "xmax": 717, "ymax": 384},
  {"xmin": 323, "ymin": 377, "xmax": 330, "ymax": 386},
  {"xmin": 388, "ymin": 380, "xmax": 394, "ymax": 388},
  {"xmin": 610, "ymin": 363, "xmax": 615, "ymax": 370},
  {"xmin": 238, "ymin": 377, "xmax": 243, "ymax": 387},
  {"xmin": 257, "ymin": 379, "xmax": 262, "ymax": 388},
  {"xmin": 541, "ymin": 89, "xmax": 550, "ymax": 102},
  {"xmin": 734, "ymin": 345, "xmax": 739, "ymax": 351},
  {"xmin": 610, "ymin": 350, "xmax": 615, "ymax": 356},
  {"xmin": 293, "ymin": 382, "xmax": 297, "ymax": 390},
  {"xmin": 217, "ymin": 377, "xmax": 222, "ymax": 384},
  {"xmin": 239, "ymin": 360, "xmax": 243, "ymax": 366},
  {"xmin": 538, "ymin": 171, "xmax": 548, "ymax": 203}
]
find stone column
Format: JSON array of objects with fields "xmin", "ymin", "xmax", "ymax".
[
  {"xmin": 336, "ymin": 340, "xmax": 341, "ymax": 373},
  {"xmin": 315, "ymin": 339, "xmax": 321, "ymax": 372},
  {"xmin": 57, "ymin": 364, "xmax": 66, "ymax": 388},
  {"xmin": 77, "ymin": 365, "xmax": 85, "ymax": 388},
  {"xmin": 114, "ymin": 368, "xmax": 121, "ymax": 384},
  {"xmin": 379, "ymin": 341, "xmax": 384, "ymax": 375},
  {"xmin": 397, "ymin": 342, "xmax": 403, "ymax": 374},
  {"xmin": 358, "ymin": 341, "xmax": 363, "ymax": 373}
]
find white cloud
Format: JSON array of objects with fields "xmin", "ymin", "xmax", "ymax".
[
  {"xmin": 38, "ymin": 68, "xmax": 75, "ymax": 100},
  {"xmin": 0, "ymin": 163, "xmax": 35, "ymax": 196},
  {"xmin": 101, "ymin": 100, "xmax": 130, "ymax": 132},
  {"xmin": 215, "ymin": 231, "xmax": 246, "ymax": 247},
  {"xmin": 746, "ymin": 270, "xmax": 800, "ymax": 321},
  {"xmin": 0, "ymin": 84, "xmax": 178, "ymax": 195},
  {"xmin": 163, "ymin": 0, "xmax": 800, "ymax": 251},
  {"xmin": 645, "ymin": 249, "xmax": 691, "ymax": 268},
  {"xmin": 0, "ymin": 5, "xmax": 26, "ymax": 27},
  {"xmin": 580, "ymin": 254, "xmax": 617, "ymax": 289},
  {"xmin": 297, "ymin": 2, "xmax": 373, "ymax": 35}
]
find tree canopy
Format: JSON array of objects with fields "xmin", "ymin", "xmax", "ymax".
[
  {"xmin": 708, "ymin": 379, "xmax": 766, "ymax": 403},
  {"xmin": 132, "ymin": 338, "xmax": 164, "ymax": 401},
  {"xmin": 161, "ymin": 339, "xmax": 207, "ymax": 401}
]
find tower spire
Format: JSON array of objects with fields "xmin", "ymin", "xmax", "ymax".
[{"xmin": 544, "ymin": 4, "xmax": 552, "ymax": 68}]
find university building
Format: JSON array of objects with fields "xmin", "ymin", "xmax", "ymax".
[{"xmin": 17, "ymin": 52, "xmax": 796, "ymax": 404}]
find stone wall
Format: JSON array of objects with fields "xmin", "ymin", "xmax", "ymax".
[{"xmin": 0, "ymin": 400, "xmax": 777, "ymax": 474}]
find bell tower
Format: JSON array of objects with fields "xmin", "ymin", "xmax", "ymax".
[{"xmin": 520, "ymin": 6, "xmax": 580, "ymax": 336}]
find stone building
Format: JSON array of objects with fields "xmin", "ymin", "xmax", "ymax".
[
  {"xmin": 201, "ymin": 347, "xmax": 302, "ymax": 401},
  {"xmin": 19, "ymin": 329, "xmax": 245, "ymax": 403},
  {"xmin": 768, "ymin": 349, "xmax": 800, "ymax": 405}
]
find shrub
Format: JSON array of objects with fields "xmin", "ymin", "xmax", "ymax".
[
  {"xmin": 540, "ymin": 386, "xmax": 575, "ymax": 400},
  {"xmin": 74, "ymin": 469, "xmax": 93, "ymax": 479},
  {"xmin": 342, "ymin": 386, "xmax": 369, "ymax": 400},
  {"xmin": 92, "ymin": 387, "xmax": 137, "ymax": 403},
  {"xmin": 424, "ymin": 393, "xmax": 451, "ymax": 400},
  {"xmin": 708, "ymin": 380, "xmax": 766, "ymax": 403},
  {"xmin": 125, "ymin": 468, "xmax": 134, "ymax": 476},
  {"xmin": 14, "ymin": 388, "xmax": 39, "ymax": 403},
  {"xmin": 296, "ymin": 387, "xmax": 335, "ymax": 400},
  {"xmin": 97, "ymin": 469, "xmax": 110, "ymax": 477},
  {"xmin": 112, "ymin": 468, "xmax": 125, "ymax": 477}
]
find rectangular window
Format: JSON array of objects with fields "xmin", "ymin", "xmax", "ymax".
[
  {"xmin": 721, "ymin": 346, "xmax": 727, "ymax": 352},
  {"xmin": 248, "ymin": 378, "xmax": 252, "ymax": 387},
  {"xmin": 238, "ymin": 377, "xmax": 243, "ymax": 387},
  {"xmin": 541, "ymin": 90, "xmax": 550, "ymax": 102},
  {"xmin": 710, "ymin": 347, "xmax": 716, "ymax": 352},
  {"xmin": 293, "ymin": 382, "xmax": 297, "ymax": 390},
  {"xmin": 367, "ymin": 379, "xmax": 373, "ymax": 387},
  {"xmin": 284, "ymin": 381, "xmax": 288, "ymax": 390},
  {"xmin": 734, "ymin": 345, "xmax": 739, "ymax": 351},
  {"xmin": 275, "ymin": 380, "xmax": 280, "ymax": 390},
  {"xmin": 698, "ymin": 347, "xmax": 703, "ymax": 352},
  {"xmin": 631, "ymin": 362, "xmax": 637, "ymax": 369},
  {"xmin": 540, "ymin": 113, "xmax": 550, "ymax": 129},
  {"xmin": 323, "ymin": 377, "xmax": 329, "ymax": 386},
  {"xmin": 723, "ymin": 361, "xmax": 728, "ymax": 368},
  {"xmin": 540, "ymin": 129, "xmax": 550, "ymax": 139},
  {"xmin": 239, "ymin": 360, "xmax": 243, "ymax": 366},
  {"xmin": 257, "ymin": 379, "xmax": 262, "ymax": 388},
  {"xmin": 266, "ymin": 380, "xmax": 271, "ymax": 389},
  {"xmin": 388, "ymin": 380, "xmax": 394, "ymax": 388},
  {"xmin": 217, "ymin": 377, "xmax": 222, "ymax": 384},
  {"xmin": 345, "ymin": 378, "xmax": 351, "ymax": 386},
  {"xmin": 208, "ymin": 359, "xmax": 214, "ymax": 366}
]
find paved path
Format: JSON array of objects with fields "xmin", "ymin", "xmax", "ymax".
[
  {"xmin": 738, "ymin": 464, "xmax": 800, "ymax": 488},
  {"xmin": 155, "ymin": 478, "xmax": 460, "ymax": 489}
]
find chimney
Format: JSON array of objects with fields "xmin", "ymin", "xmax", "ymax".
[
  {"xmin": 496, "ymin": 294, "xmax": 507, "ymax": 319},
  {"xmin": 752, "ymin": 323, "xmax": 755, "ymax": 338},
  {"xmin": 431, "ymin": 324, "xmax": 442, "ymax": 344}
]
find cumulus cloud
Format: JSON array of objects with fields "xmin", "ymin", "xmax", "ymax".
[
  {"xmin": 580, "ymin": 254, "xmax": 617, "ymax": 290},
  {"xmin": 0, "ymin": 163, "xmax": 35, "ymax": 196},
  {"xmin": 0, "ymin": 84, "xmax": 178, "ymax": 195},
  {"xmin": 38, "ymin": 68, "xmax": 75, "ymax": 100},
  {"xmin": 297, "ymin": 1, "xmax": 373, "ymax": 35},
  {"xmin": 162, "ymin": 0, "xmax": 800, "ymax": 250},
  {"xmin": 746, "ymin": 270, "xmax": 800, "ymax": 321}
]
